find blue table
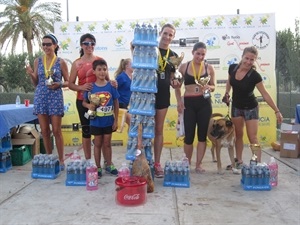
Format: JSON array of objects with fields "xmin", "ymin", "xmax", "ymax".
[
  {"xmin": 0, "ymin": 104, "xmax": 37, "ymax": 138},
  {"xmin": 296, "ymin": 104, "xmax": 300, "ymax": 124}
]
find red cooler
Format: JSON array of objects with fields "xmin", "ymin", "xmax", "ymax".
[{"xmin": 115, "ymin": 176, "xmax": 147, "ymax": 206}]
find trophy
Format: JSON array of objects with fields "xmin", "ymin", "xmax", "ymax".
[
  {"xmin": 86, "ymin": 92, "xmax": 101, "ymax": 119},
  {"xmin": 195, "ymin": 75, "xmax": 211, "ymax": 99},
  {"xmin": 166, "ymin": 52, "xmax": 184, "ymax": 83},
  {"xmin": 249, "ymin": 144, "xmax": 261, "ymax": 166},
  {"xmin": 45, "ymin": 69, "xmax": 55, "ymax": 86}
]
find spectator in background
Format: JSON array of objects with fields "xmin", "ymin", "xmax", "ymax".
[
  {"xmin": 114, "ymin": 58, "xmax": 133, "ymax": 127},
  {"xmin": 25, "ymin": 34, "xmax": 69, "ymax": 170}
]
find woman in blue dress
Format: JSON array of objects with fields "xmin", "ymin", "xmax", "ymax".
[{"xmin": 26, "ymin": 34, "xmax": 69, "ymax": 170}]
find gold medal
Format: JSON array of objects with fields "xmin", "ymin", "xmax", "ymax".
[
  {"xmin": 158, "ymin": 49, "xmax": 170, "ymax": 73},
  {"xmin": 192, "ymin": 60, "xmax": 203, "ymax": 85},
  {"xmin": 43, "ymin": 55, "xmax": 57, "ymax": 78}
]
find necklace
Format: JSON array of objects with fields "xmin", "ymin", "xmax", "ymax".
[
  {"xmin": 158, "ymin": 48, "xmax": 170, "ymax": 72},
  {"xmin": 43, "ymin": 55, "xmax": 57, "ymax": 78},
  {"xmin": 192, "ymin": 60, "xmax": 203, "ymax": 85}
]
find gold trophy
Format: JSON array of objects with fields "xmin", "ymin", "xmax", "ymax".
[
  {"xmin": 249, "ymin": 144, "xmax": 261, "ymax": 166},
  {"xmin": 195, "ymin": 75, "xmax": 211, "ymax": 99},
  {"xmin": 167, "ymin": 52, "xmax": 185, "ymax": 83},
  {"xmin": 45, "ymin": 69, "xmax": 55, "ymax": 86},
  {"xmin": 86, "ymin": 92, "xmax": 101, "ymax": 119}
]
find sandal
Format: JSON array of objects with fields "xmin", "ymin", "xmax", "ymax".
[
  {"xmin": 226, "ymin": 165, "xmax": 232, "ymax": 170},
  {"xmin": 226, "ymin": 158, "xmax": 238, "ymax": 170},
  {"xmin": 195, "ymin": 167, "xmax": 205, "ymax": 173}
]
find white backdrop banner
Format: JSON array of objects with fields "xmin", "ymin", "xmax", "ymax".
[{"xmin": 55, "ymin": 13, "xmax": 277, "ymax": 147}]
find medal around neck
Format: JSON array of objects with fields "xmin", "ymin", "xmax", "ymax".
[
  {"xmin": 166, "ymin": 52, "xmax": 184, "ymax": 83},
  {"xmin": 195, "ymin": 75, "xmax": 211, "ymax": 99},
  {"xmin": 86, "ymin": 92, "xmax": 101, "ymax": 119}
]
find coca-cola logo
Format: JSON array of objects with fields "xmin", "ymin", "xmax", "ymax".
[{"xmin": 124, "ymin": 194, "xmax": 140, "ymax": 200}]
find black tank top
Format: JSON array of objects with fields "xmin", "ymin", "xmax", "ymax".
[{"xmin": 184, "ymin": 61, "xmax": 209, "ymax": 85}]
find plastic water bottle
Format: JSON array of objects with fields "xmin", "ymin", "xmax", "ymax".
[
  {"xmin": 70, "ymin": 150, "xmax": 81, "ymax": 162},
  {"xmin": 268, "ymin": 157, "xmax": 278, "ymax": 187},
  {"xmin": 15, "ymin": 95, "xmax": 20, "ymax": 107},
  {"xmin": 86, "ymin": 160, "xmax": 98, "ymax": 191},
  {"xmin": 118, "ymin": 162, "xmax": 130, "ymax": 181}
]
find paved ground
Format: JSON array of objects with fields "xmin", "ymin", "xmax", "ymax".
[{"xmin": 0, "ymin": 143, "xmax": 299, "ymax": 225}]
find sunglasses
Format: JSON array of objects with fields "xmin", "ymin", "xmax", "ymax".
[
  {"xmin": 82, "ymin": 41, "xmax": 96, "ymax": 46},
  {"xmin": 42, "ymin": 43, "xmax": 53, "ymax": 47}
]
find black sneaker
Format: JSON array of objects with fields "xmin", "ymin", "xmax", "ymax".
[
  {"xmin": 98, "ymin": 167, "xmax": 102, "ymax": 179},
  {"xmin": 105, "ymin": 165, "xmax": 118, "ymax": 176}
]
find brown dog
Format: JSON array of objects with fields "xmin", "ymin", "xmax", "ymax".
[{"xmin": 207, "ymin": 113, "xmax": 236, "ymax": 174}]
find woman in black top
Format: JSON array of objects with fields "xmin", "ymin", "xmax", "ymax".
[
  {"xmin": 223, "ymin": 46, "xmax": 283, "ymax": 166},
  {"xmin": 175, "ymin": 42, "xmax": 216, "ymax": 173}
]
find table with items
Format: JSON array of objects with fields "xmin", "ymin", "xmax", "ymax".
[{"xmin": 0, "ymin": 104, "xmax": 37, "ymax": 138}]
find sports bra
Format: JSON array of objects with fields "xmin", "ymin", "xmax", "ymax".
[{"xmin": 184, "ymin": 61, "xmax": 209, "ymax": 85}]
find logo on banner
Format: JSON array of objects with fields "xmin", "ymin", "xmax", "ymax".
[{"xmin": 252, "ymin": 31, "xmax": 270, "ymax": 49}]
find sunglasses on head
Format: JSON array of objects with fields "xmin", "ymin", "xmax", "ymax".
[
  {"xmin": 82, "ymin": 41, "xmax": 96, "ymax": 46},
  {"xmin": 42, "ymin": 43, "xmax": 53, "ymax": 47}
]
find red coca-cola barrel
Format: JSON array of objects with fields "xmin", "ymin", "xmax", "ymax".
[{"xmin": 115, "ymin": 176, "xmax": 147, "ymax": 206}]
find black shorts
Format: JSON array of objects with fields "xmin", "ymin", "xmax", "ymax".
[
  {"xmin": 90, "ymin": 126, "xmax": 113, "ymax": 136},
  {"xmin": 155, "ymin": 91, "xmax": 170, "ymax": 109},
  {"xmin": 119, "ymin": 102, "xmax": 128, "ymax": 110}
]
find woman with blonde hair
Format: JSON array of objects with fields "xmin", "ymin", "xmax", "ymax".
[
  {"xmin": 114, "ymin": 58, "xmax": 133, "ymax": 127},
  {"xmin": 223, "ymin": 46, "xmax": 283, "ymax": 167}
]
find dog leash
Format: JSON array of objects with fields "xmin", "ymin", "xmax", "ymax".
[{"xmin": 225, "ymin": 103, "xmax": 233, "ymax": 127}]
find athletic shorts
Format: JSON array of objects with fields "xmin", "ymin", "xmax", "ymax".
[
  {"xmin": 90, "ymin": 126, "xmax": 113, "ymax": 136},
  {"xmin": 231, "ymin": 106, "xmax": 259, "ymax": 120}
]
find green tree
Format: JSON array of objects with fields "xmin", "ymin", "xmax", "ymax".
[
  {"xmin": 0, "ymin": 52, "xmax": 42, "ymax": 93},
  {"xmin": 0, "ymin": 0, "xmax": 62, "ymax": 55},
  {"xmin": 276, "ymin": 19, "xmax": 300, "ymax": 92}
]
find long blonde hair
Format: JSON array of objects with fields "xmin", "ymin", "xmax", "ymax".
[{"xmin": 114, "ymin": 58, "xmax": 131, "ymax": 78}]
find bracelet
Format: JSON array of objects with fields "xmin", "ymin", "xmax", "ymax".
[
  {"xmin": 60, "ymin": 81, "xmax": 63, "ymax": 88},
  {"xmin": 275, "ymin": 111, "xmax": 280, "ymax": 114}
]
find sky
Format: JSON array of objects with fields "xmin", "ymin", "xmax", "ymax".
[
  {"xmin": 56, "ymin": 0, "xmax": 299, "ymax": 31},
  {"xmin": 0, "ymin": 0, "xmax": 299, "ymax": 54}
]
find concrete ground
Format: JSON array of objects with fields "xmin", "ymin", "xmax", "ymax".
[{"xmin": 0, "ymin": 143, "xmax": 299, "ymax": 225}]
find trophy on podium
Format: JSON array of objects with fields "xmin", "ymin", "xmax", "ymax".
[
  {"xmin": 249, "ymin": 144, "xmax": 261, "ymax": 166},
  {"xmin": 167, "ymin": 52, "xmax": 185, "ymax": 83},
  {"xmin": 195, "ymin": 75, "xmax": 211, "ymax": 99}
]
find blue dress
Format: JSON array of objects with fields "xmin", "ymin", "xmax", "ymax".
[{"xmin": 33, "ymin": 57, "xmax": 64, "ymax": 116}]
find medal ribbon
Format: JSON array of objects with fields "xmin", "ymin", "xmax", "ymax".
[
  {"xmin": 192, "ymin": 60, "xmax": 203, "ymax": 84},
  {"xmin": 43, "ymin": 55, "xmax": 57, "ymax": 78},
  {"xmin": 158, "ymin": 48, "xmax": 170, "ymax": 72}
]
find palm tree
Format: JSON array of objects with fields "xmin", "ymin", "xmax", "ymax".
[{"xmin": 0, "ymin": 0, "xmax": 62, "ymax": 55}]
